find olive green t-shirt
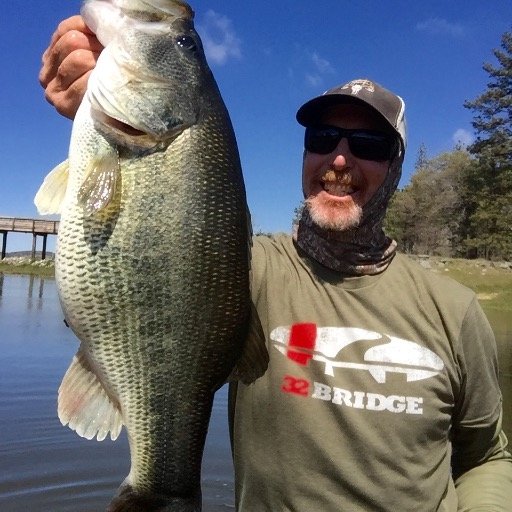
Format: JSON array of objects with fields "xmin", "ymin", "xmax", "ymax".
[{"xmin": 230, "ymin": 234, "xmax": 507, "ymax": 511}]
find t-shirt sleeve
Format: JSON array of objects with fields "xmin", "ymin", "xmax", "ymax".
[
  {"xmin": 452, "ymin": 296, "xmax": 501, "ymax": 432},
  {"xmin": 249, "ymin": 235, "xmax": 269, "ymax": 304}
]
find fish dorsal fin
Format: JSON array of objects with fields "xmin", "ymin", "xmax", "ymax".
[
  {"xmin": 77, "ymin": 147, "xmax": 120, "ymax": 215},
  {"xmin": 58, "ymin": 346, "xmax": 123, "ymax": 441},
  {"xmin": 34, "ymin": 160, "xmax": 70, "ymax": 215},
  {"xmin": 228, "ymin": 301, "xmax": 269, "ymax": 384}
]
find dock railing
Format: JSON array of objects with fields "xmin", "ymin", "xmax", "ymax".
[{"xmin": 0, "ymin": 217, "xmax": 59, "ymax": 260}]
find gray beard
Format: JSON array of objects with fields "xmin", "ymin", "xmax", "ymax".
[{"xmin": 305, "ymin": 196, "xmax": 363, "ymax": 231}]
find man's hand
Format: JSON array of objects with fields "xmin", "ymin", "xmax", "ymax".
[{"xmin": 39, "ymin": 16, "xmax": 103, "ymax": 119}]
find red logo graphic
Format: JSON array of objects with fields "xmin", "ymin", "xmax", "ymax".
[
  {"xmin": 280, "ymin": 324, "xmax": 316, "ymax": 397},
  {"xmin": 286, "ymin": 323, "xmax": 317, "ymax": 365},
  {"xmin": 281, "ymin": 375, "xmax": 310, "ymax": 396}
]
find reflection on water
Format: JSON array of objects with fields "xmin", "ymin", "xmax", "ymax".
[
  {"xmin": 28, "ymin": 275, "xmax": 46, "ymax": 302},
  {"xmin": 0, "ymin": 274, "xmax": 234, "ymax": 512},
  {"xmin": 0, "ymin": 273, "xmax": 510, "ymax": 511},
  {"xmin": 0, "ymin": 274, "xmax": 47, "ymax": 301}
]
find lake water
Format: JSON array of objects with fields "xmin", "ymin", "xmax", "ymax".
[
  {"xmin": 0, "ymin": 274, "xmax": 234, "ymax": 511},
  {"xmin": 0, "ymin": 273, "xmax": 510, "ymax": 511}
]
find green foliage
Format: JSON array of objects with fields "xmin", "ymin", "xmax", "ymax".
[
  {"xmin": 292, "ymin": 200, "xmax": 305, "ymax": 227},
  {"xmin": 385, "ymin": 150, "xmax": 473, "ymax": 255},
  {"xmin": 415, "ymin": 143, "xmax": 429, "ymax": 171},
  {"xmin": 464, "ymin": 29, "xmax": 512, "ymax": 163},
  {"xmin": 461, "ymin": 28, "xmax": 512, "ymax": 260}
]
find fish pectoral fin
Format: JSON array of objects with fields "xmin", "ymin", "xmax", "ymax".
[
  {"xmin": 58, "ymin": 347, "xmax": 123, "ymax": 441},
  {"xmin": 228, "ymin": 301, "xmax": 269, "ymax": 385},
  {"xmin": 34, "ymin": 160, "xmax": 70, "ymax": 215},
  {"xmin": 77, "ymin": 147, "xmax": 120, "ymax": 215}
]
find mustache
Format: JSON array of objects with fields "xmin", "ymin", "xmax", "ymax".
[{"xmin": 320, "ymin": 169, "xmax": 362, "ymax": 188}]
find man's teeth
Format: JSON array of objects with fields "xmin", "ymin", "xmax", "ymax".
[
  {"xmin": 321, "ymin": 170, "xmax": 356, "ymax": 196},
  {"xmin": 324, "ymin": 182, "xmax": 355, "ymax": 196}
]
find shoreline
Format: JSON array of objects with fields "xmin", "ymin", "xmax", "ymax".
[
  {"xmin": 1, "ymin": 254, "xmax": 511, "ymax": 311},
  {"xmin": 0, "ymin": 256, "xmax": 55, "ymax": 278}
]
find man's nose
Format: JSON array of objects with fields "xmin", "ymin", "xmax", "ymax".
[{"xmin": 331, "ymin": 138, "xmax": 353, "ymax": 168}]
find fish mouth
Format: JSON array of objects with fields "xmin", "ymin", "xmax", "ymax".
[
  {"xmin": 93, "ymin": 109, "xmax": 190, "ymax": 150},
  {"xmin": 103, "ymin": 115, "xmax": 147, "ymax": 137},
  {"xmin": 92, "ymin": 109, "xmax": 162, "ymax": 149},
  {"xmin": 92, "ymin": 108, "xmax": 147, "ymax": 137}
]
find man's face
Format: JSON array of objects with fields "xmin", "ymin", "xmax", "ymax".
[{"xmin": 302, "ymin": 103, "xmax": 392, "ymax": 231}]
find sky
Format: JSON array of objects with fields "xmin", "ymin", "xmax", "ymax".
[{"xmin": 0, "ymin": 1, "xmax": 511, "ymax": 253}]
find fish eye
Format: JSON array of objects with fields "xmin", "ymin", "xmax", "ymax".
[{"xmin": 176, "ymin": 35, "xmax": 198, "ymax": 53}]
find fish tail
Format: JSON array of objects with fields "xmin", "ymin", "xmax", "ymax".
[{"xmin": 107, "ymin": 483, "xmax": 201, "ymax": 512}]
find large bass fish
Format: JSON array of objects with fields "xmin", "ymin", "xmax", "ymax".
[{"xmin": 35, "ymin": 1, "xmax": 267, "ymax": 510}]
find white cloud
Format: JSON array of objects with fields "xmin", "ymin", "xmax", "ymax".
[
  {"xmin": 311, "ymin": 52, "xmax": 335, "ymax": 74},
  {"xmin": 416, "ymin": 18, "xmax": 465, "ymax": 38},
  {"xmin": 197, "ymin": 10, "xmax": 241, "ymax": 65},
  {"xmin": 305, "ymin": 73, "xmax": 323, "ymax": 87},
  {"xmin": 304, "ymin": 52, "xmax": 334, "ymax": 87},
  {"xmin": 452, "ymin": 128, "xmax": 474, "ymax": 147}
]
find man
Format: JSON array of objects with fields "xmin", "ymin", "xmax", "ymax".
[{"xmin": 40, "ymin": 17, "xmax": 512, "ymax": 511}]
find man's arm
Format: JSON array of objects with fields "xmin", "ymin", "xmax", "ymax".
[
  {"xmin": 451, "ymin": 298, "xmax": 512, "ymax": 510},
  {"xmin": 453, "ymin": 412, "xmax": 512, "ymax": 510},
  {"xmin": 39, "ymin": 15, "xmax": 103, "ymax": 119}
]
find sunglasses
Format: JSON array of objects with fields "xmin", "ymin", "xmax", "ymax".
[{"xmin": 304, "ymin": 125, "xmax": 396, "ymax": 161}]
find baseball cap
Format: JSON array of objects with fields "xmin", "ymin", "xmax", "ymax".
[{"xmin": 296, "ymin": 79, "xmax": 406, "ymax": 151}]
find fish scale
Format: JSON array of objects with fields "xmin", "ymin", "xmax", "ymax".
[{"xmin": 35, "ymin": 1, "xmax": 267, "ymax": 510}]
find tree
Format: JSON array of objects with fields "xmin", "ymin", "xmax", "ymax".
[
  {"xmin": 415, "ymin": 143, "xmax": 429, "ymax": 171},
  {"xmin": 292, "ymin": 200, "xmax": 305, "ymax": 227},
  {"xmin": 385, "ymin": 188, "xmax": 417, "ymax": 253},
  {"xmin": 463, "ymin": 29, "xmax": 512, "ymax": 260},
  {"xmin": 385, "ymin": 149, "xmax": 473, "ymax": 256}
]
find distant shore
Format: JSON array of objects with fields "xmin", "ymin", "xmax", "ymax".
[
  {"xmin": 0, "ymin": 256, "xmax": 55, "ymax": 278},
  {"xmin": 1, "ymin": 254, "xmax": 511, "ymax": 311}
]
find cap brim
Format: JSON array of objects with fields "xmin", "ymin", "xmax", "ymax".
[{"xmin": 297, "ymin": 94, "xmax": 387, "ymax": 128}]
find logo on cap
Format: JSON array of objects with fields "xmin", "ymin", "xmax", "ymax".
[{"xmin": 341, "ymin": 79, "xmax": 375, "ymax": 96}]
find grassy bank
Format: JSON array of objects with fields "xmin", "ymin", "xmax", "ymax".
[
  {"xmin": 0, "ymin": 257, "xmax": 55, "ymax": 279},
  {"xmin": 411, "ymin": 256, "xmax": 512, "ymax": 312},
  {"xmin": 1, "ymin": 254, "xmax": 511, "ymax": 310}
]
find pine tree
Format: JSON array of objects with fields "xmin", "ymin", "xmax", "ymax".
[
  {"xmin": 415, "ymin": 143, "xmax": 429, "ymax": 171},
  {"xmin": 463, "ymin": 29, "xmax": 512, "ymax": 260}
]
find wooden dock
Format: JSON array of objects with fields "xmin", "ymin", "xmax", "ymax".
[{"xmin": 0, "ymin": 217, "xmax": 59, "ymax": 260}]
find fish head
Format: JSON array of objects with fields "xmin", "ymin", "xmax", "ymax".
[
  {"xmin": 82, "ymin": 0, "xmax": 194, "ymax": 46},
  {"xmin": 82, "ymin": 0, "xmax": 213, "ymax": 149}
]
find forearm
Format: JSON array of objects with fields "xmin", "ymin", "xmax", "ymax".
[
  {"xmin": 454, "ymin": 430, "xmax": 512, "ymax": 510},
  {"xmin": 455, "ymin": 459, "xmax": 512, "ymax": 510},
  {"xmin": 450, "ymin": 298, "xmax": 512, "ymax": 509}
]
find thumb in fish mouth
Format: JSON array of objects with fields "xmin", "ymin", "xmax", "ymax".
[
  {"xmin": 106, "ymin": 482, "xmax": 201, "ymax": 512},
  {"xmin": 137, "ymin": 0, "xmax": 195, "ymax": 19}
]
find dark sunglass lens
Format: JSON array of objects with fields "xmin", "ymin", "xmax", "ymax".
[
  {"xmin": 349, "ymin": 133, "xmax": 394, "ymax": 161},
  {"xmin": 305, "ymin": 127, "xmax": 341, "ymax": 154},
  {"xmin": 305, "ymin": 126, "xmax": 395, "ymax": 160}
]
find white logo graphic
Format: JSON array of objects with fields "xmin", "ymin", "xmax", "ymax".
[
  {"xmin": 271, "ymin": 325, "xmax": 444, "ymax": 384},
  {"xmin": 341, "ymin": 79, "xmax": 375, "ymax": 96}
]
